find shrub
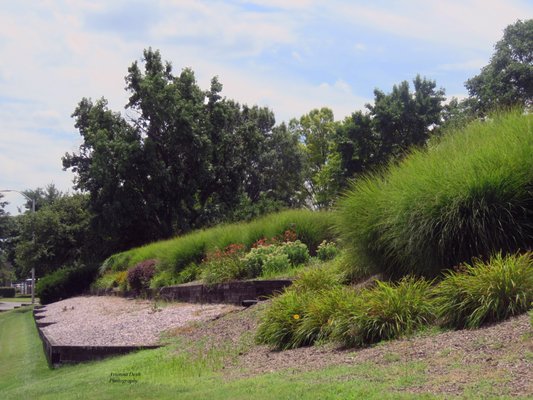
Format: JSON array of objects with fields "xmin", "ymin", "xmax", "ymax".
[
  {"xmin": 293, "ymin": 286, "xmax": 356, "ymax": 347},
  {"xmin": 243, "ymin": 245, "xmax": 276, "ymax": 277},
  {"xmin": 36, "ymin": 263, "xmax": 99, "ymax": 305},
  {"xmin": 0, "ymin": 287, "xmax": 15, "ymax": 298},
  {"xmin": 280, "ymin": 240, "xmax": 310, "ymax": 265},
  {"xmin": 255, "ymin": 289, "xmax": 311, "ymax": 350},
  {"xmin": 336, "ymin": 111, "xmax": 533, "ymax": 278},
  {"xmin": 201, "ymin": 244, "xmax": 247, "ymax": 285},
  {"xmin": 316, "ymin": 240, "xmax": 339, "ymax": 261},
  {"xmin": 127, "ymin": 260, "xmax": 157, "ymax": 293},
  {"xmin": 435, "ymin": 252, "xmax": 533, "ymax": 329},
  {"xmin": 262, "ymin": 253, "xmax": 291, "ymax": 276},
  {"xmin": 333, "ymin": 277, "xmax": 435, "ymax": 347}
]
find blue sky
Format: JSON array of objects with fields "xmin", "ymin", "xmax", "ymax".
[{"xmin": 0, "ymin": 0, "xmax": 531, "ymax": 213}]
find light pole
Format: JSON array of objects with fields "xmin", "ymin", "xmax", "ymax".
[{"xmin": 0, "ymin": 190, "xmax": 36, "ymax": 304}]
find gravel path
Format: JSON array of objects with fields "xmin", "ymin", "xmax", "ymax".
[{"xmin": 39, "ymin": 296, "xmax": 241, "ymax": 346}]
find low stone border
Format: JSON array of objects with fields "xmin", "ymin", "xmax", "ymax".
[
  {"xmin": 33, "ymin": 307, "xmax": 159, "ymax": 367},
  {"xmin": 159, "ymin": 280, "xmax": 293, "ymax": 304}
]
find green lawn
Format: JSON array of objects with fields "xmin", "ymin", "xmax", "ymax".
[
  {"xmin": 0, "ymin": 297, "xmax": 34, "ymax": 303},
  {"xmin": 0, "ymin": 308, "xmax": 520, "ymax": 400}
]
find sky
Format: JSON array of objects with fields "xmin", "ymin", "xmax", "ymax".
[{"xmin": 0, "ymin": 0, "xmax": 531, "ymax": 213}]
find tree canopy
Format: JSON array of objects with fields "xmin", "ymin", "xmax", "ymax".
[
  {"xmin": 466, "ymin": 19, "xmax": 533, "ymax": 114},
  {"xmin": 63, "ymin": 49, "xmax": 304, "ymax": 254}
]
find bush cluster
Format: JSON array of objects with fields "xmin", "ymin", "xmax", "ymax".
[
  {"xmin": 36, "ymin": 263, "xmax": 99, "ymax": 305},
  {"xmin": 0, "ymin": 287, "xmax": 16, "ymax": 298},
  {"xmin": 435, "ymin": 252, "xmax": 533, "ymax": 329},
  {"xmin": 257, "ymin": 251, "xmax": 533, "ymax": 350},
  {"xmin": 316, "ymin": 240, "xmax": 339, "ymax": 261},
  {"xmin": 336, "ymin": 111, "xmax": 533, "ymax": 278},
  {"xmin": 243, "ymin": 239, "xmax": 310, "ymax": 278},
  {"xmin": 127, "ymin": 260, "xmax": 157, "ymax": 293}
]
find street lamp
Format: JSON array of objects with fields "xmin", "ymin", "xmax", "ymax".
[{"xmin": 0, "ymin": 190, "xmax": 36, "ymax": 304}]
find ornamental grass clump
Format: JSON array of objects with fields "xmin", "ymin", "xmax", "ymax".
[
  {"xmin": 336, "ymin": 111, "xmax": 533, "ymax": 278},
  {"xmin": 435, "ymin": 252, "xmax": 533, "ymax": 329},
  {"xmin": 255, "ymin": 289, "xmax": 311, "ymax": 350},
  {"xmin": 333, "ymin": 277, "xmax": 435, "ymax": 347},
  {"xmin": 293, "ymin": 286, "xmax": 358, "ymax": 347}
]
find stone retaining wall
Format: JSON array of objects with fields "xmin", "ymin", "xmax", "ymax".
[{"xmin": 159, "ymin": 280, "xmax": 292, "ymax": 304}]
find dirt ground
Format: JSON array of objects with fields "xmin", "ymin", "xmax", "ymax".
[{"xmin": 176, "ymin": 302, "xmax": 533, "ymax": 398}]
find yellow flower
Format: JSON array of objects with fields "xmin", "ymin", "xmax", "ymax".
[{"xmin": 293, "ymin": 314, "xmax": 300, "ymax": 320}]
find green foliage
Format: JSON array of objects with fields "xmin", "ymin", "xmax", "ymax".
[
  {"xmin": 293, "ymin": 286, "xmax": 355, "ymax": 347},
  {"xmin": 336, "ymin": 111, "xmax": 533, "ymax": 278},
  {"xmin": 280, "ymin": 240, "xmax": 310, "ymax": 265},
  {"xmin": 243, "ymin": 245, "xmax": 275, "ymax": 277},
  {"xmin": 261, "ymin": 253, "xmax": 291, "ymax": 276},
  {"xmin": 63, "ymin": 49, "xmax": 305, "ymax": 256},
  {"xmin": 256, "ymin": 263, "xmax": 343, "ymax": 349},
  {"xmin": 290, "ymin": 107, "xmax": 343, "ymax": 209},
  {"xmin": 291, "ymin": 264, "xmax": 342, "ymax": 293},
  {"xmin": 0, "ymin": 287, "xmax": 15, "ymax": 297},
  {"xmin": 255, "ymin": 289, "xmax": 311, "ymax": 350},
  {"xmin": 336, "ymin": 76, "xmax": 445, "ymax": 186},
  {"xmin": 201, "ymin": 244, "xmax": 248, "ymax": 285},
  {"xmin": 176, "ymin": 263, "xmax": 201, "ymax": 284},
  {"xmin": 435, "ymin": 252, "xmax": 533, "ymax": 329},
  {"xmin": 316, "ymin": 240, "xmax": 339, "ymax": 261},
  {"xmin": 367, "ymin": 75, "xmax": 445, "ymax": 165},
  {"xmin": 332, "ymin": 277, "xmax": 435, "ymax": 347},
  {"xmin": 36, "ymin": 263, "xmax": 99, "ymax": 305},
  {"xmin": 466, "ymin": 19, "xmax": 533, "ymax": 114},
  {"xmin": 100, "ymin": 209, "xmax": 333, "ymax": 279},
  {"xmin": 14, "ymin": 193, "xmax": 94, "ymax": 278}
]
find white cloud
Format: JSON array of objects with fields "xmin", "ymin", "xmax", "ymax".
[
  {"xmin": 0, "ymin": 0, "xmax": 530, "ymax": 200},
  {"xmin": 438, "ymin": 59, "xmax": 487, "ymax": 71}
]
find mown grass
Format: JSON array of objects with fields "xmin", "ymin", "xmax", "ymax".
[
  {"xmin": 336, "ymin": 111, "xmax": 533, "ymax": 278},
  {"xmin": 0, "ymin": 297, "xmax": 34, "ymax": 303},
  {"xmin": 101, "ymin": 209, "xmax": 334, "ymax": 283},
  {"xmin": 0, "ymin": 307, "xmax": 444, "ymax": 400}
]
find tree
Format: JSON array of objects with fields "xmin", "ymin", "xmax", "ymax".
[
  {"xmin": 14, "ymin": 194, "xmax": 93, "ymax": 278},
  {"xmin": 336, "ymin": 111, "xmax": 376, "ymax": 179},
  {"xmin": 466, "ymin": 19, "xmax": 533, "ymax": 114},
  {"xmin": 368, "ymin": 75, "xmax": 445, "ymax": 164},
  {"xmin": 290, "ymin": 107, "xmax": 343, "ymax": 209},
  {"xmin": 0, "ymin": 194, "xmax": 15, "ymax": 284},
  {"xmin": 21, "ymin": 184, "xmax": 63, "ymax": 212},
  {"xmin": 64, "ymin": 49, "xmax": 305, "ymax": 252}
]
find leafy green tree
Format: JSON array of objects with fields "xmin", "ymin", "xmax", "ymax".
[
  {"xmin": 63, "ymin": 98, "xmax": 153, "ymax": 253},
  {"xmin": 466, "ymin": 19, "xmax": 533, "ymax": 114},
  {"xmin": 0, "ymin": 194, "xmax": 15, "ymax": 284},
  {"xmin": 368, "ymin": 75, "xmax": 445, "ymax": 164},
  {"xmin": 291, "ymin": 107, "xmax": 343, "ymax": 209},
  {"xmin": 64, "ymin": 48, "xmax": 305, "ymax": 252},
  {"xmin": 22, "ymin": 184, "xmax": 63, "ymax": 212},
  {"xmin": 336, "ymin": 111, "xmax": 376, "ymax": 179},
  {"xmin": 14, "ymin": 194, "xmax": 93, "ymax": 278}
]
